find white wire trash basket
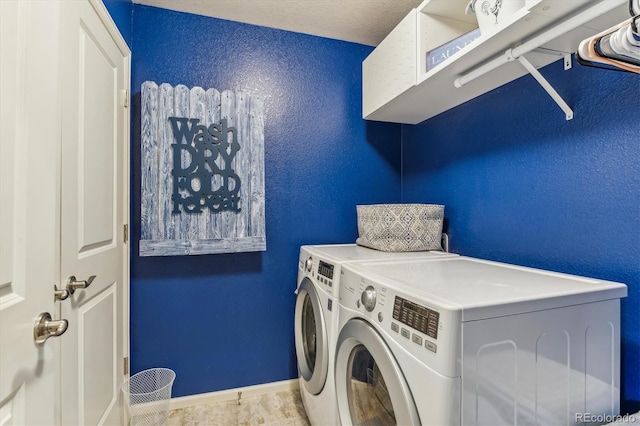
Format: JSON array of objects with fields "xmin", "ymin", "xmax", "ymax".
[{"xmin": 122, "ymin": 368, "xmax": 176, "ymax": 426}]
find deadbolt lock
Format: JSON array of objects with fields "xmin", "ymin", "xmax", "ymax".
[{"xmin": 66, "ymin": 275, "xmax": 96, "ymax": 295}]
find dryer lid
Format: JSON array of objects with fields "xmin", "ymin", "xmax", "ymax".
[{"xmin": 345, "ymin": 257, "xmax": 627, "ymax": 321}]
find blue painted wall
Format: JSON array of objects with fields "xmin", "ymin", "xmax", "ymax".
[
  {"xmin": 130, "ymin": 5, "xmax": 401, "ymax": 397},
  {"xmin": 102, "ymin": 0, "xmax": 132, "ymax": 47},
  {"xmin": 106, "ymin": 0, "xmax": 639, "ymax": 411},
  {"xmin": 402, "ymin": 64, "xmax": 639, "ymax": 411}
]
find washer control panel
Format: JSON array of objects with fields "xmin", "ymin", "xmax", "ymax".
[
  {"xmin": 361, "ymin": 286, "xmax": 377, "ymax": 311},
  {"xmin": 318, "ymin": 260, "xmax": 334, "ymax": 280},
  {"xmin": 393, "ymin": 296, "xmax": 440, "ymax": 340},
  {"xmin": 306, "ymin": 257, "xmax": 335, "ymax": 294},
  {"xmin": 304, "ymin": 257, "xmax": 313, "ymax": 272}
]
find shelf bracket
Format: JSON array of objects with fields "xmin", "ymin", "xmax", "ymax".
[
  {"xmin": 564, "ymin": 53, "xmax": 572, "ymax": 71},
  {"xmin": 533, "ymin": 47, "xmax": 573, "ymax": 70},
  {"xmin": 516, "ymin": 54, "xmax": 574, "ymax": 121}
]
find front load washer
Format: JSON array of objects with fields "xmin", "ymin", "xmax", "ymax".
[
  {"xmin": 335, "ymin": 256, "xmax": 627, "ymax": 426},
  {"xmin": 294, "ymin": 244, "xmax": 457, "ymax": 425}
]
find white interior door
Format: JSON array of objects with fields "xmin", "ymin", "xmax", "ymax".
[
  {"xmin": 0, "ymin": 2, "xmax": 61, "ymax": 425},
  {"xmin": 59, "ymin": 1, "xmax": 130, "ymax": 425}
]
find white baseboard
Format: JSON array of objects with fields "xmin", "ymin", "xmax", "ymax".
[{"xmin": 169, "ymin": 379, "xmax": 300, "ymax": 411}]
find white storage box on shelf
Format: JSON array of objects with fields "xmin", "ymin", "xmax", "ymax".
[
  {"xmin": 362, "ymin": 10, "xmax": 419, "ymax": 122},
  {"xmin": 363, "ymin": 0, "xmax": 631, "ymax": 124}
]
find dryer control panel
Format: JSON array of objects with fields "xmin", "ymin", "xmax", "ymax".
[
  {"xmin": 393, "ymin": 296, "xmax": 439, "ymax": 340},
  {"xmin": 340, "ymin": 264, "xmax": 464, "ymax": 378}
]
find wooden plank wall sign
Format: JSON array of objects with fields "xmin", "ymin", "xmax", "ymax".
[{"xmin": 140, "ymin": 81, "xmax": 266, "ymax": 256}]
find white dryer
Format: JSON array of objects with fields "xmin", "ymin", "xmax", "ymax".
[
  {"xmin": 294, "ymin": 244, "xmax": 456, "ymax": 425},
  {"xmin": 335, "ymin": 256, "xmax": 627, "ymax": 426}
]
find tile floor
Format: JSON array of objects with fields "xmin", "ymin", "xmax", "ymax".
[{"xmin": 167, "ymin": 390, "xmax": 311, "ymax": 426}]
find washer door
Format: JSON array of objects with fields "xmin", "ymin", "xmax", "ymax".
[
  {"xmin": 335, "ymin": 319, "xmax": 420, "ymax": 426},
  {"xmin": 294, "ymin": 278, "xmax": 328, "ymax": 395}
]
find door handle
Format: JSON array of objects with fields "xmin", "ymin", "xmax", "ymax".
[
  {"xmin": 34, "ymin": 312, "xmax": 68, "ymax": 345},
  {"xmin": 66, "ymin": 275, "xmax": 96, "ymax": 295},
  {"xmin": 54, "ymin": 284, "xmax": 69, "ymax": 301}
]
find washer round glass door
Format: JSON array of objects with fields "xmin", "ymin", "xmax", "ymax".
[
  {"xmin": 294, "ymin": 277, "xmax": 328, "ymax": 395},
  {"xmin": 335, "ymin": 319, "xmax": 420, "ymax": 425}
]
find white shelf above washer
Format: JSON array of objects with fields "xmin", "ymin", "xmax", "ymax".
[{"xmin": 362, "ymin": 0, "xmax": 630, "ymax": 125}]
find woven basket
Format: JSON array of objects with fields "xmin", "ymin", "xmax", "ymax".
[{"xmin": 356, "ymin": 204, "xmax": 444, "ymax": 252}]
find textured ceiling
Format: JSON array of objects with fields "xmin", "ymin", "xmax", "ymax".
[{"xmin": 133, "ymin": 0, "xmax": 423, "ymax": 46}]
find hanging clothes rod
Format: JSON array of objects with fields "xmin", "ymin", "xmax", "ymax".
[
  {"xmin": 453, "ymin": 0, "xmax": 626, "ymax": 88},
  {"xmin": 576, "ymin": 14, "xmax": 640, "ymax": 73}
]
